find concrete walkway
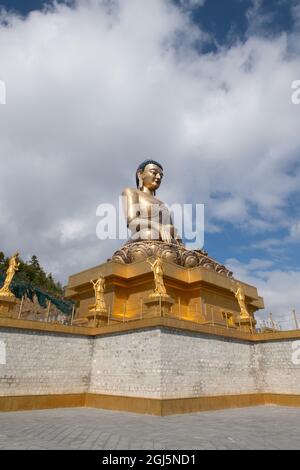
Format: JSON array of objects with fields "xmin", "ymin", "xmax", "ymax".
[{"xmin": 0, "ymin": 406, "xmax": 299, "ymax": 450}]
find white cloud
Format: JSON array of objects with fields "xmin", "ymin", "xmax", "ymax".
[
  {"xmin": 251, "ymin": 220, "xmax": 300, "ymax": 253},
  {"xmin": 246, "ymin": 0, "xmax": 275, "ymax": 36},
  {"xmin": 0, "ymin": 0, "xmax": 300, "ymax": 285},
  {"xmin": 179, "ymin": 0, "xmax": 206, "ymax": 9},
  {"xmin": 290, "ymin": 221, "xmax": 300, "ymax": 240},
  {"xmin": 211, "ymin": 196, "xmax": 247, "ymax": 222},
  {"xmin": 252, "ymin": 238, "xmax": 283, "ymax": 250},
  {"xmin": 292, "ymin": 2, "xmax": 300, "ymax": 29},
  {"xmin": 59, "ymin": 218, "xmax": 89, "ymax": 243}
]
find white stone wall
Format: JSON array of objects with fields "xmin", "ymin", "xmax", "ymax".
[
  {"xmin": 160, "ymin": 330, "xmax": 257, "ymax": 398},
  {"xmin": 0, "ymin": 328, "xmax": 92, "ymax": 396},
  {"xmin": 90, "ymin": 329, "xmax": 300, "ymax": 398},
  {"xmin": 89, "ymin": 329, "xmax": 162, "ymax": 398},
  {"xmin": 90, "ymin": 329, "xmax": 257, "ymax": 398},
  {"xmin": 0, "ymin": 326, "xmax": 300, "ymax": 399},
  {"xmin": 255, "ymin": 340, "xmax": 300, "ymax": 395}
]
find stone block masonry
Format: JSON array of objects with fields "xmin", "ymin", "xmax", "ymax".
[
  {"xmin": 0, "ymin": 318, "xmax": 300, "ymax": 413},
  {"xmin": 89, "ymin": 329, "xmax": 300, "ymax": 399},
  {"xmin": 0, "ymin": 327, "xmax": 93, "ymax": 396}
]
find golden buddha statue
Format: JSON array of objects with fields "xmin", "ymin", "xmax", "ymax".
[
  {"xmin": 122, "ymin": 160, "xmax": 182, "ymax": 244},
  {"xmin": 112, "ymin": 160, "xmax": 233, "ymax": 278}
]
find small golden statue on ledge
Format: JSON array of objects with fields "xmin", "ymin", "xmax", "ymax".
[
  {"xmin": 91, "ymin": 276, "xmax": 107, "ymax": 313},
  {"xmin": 231, "ymin": 283, "xmax": 250, "ymax": 319},
  {"xmin": 144, "ymin": 254, "xmax": 174, "ymax": 315},
  {"xmin": 147, "ymin": 255, "xmax": 168, "ymax": 298},
  {"xmin": 84, "ymin": 276, "xmax": 109, "ymax": 328},
  {"xmin": 0, "ymin": 252, "xmax": 20, "ymax": 297}
]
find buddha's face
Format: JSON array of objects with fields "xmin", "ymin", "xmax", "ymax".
[{"xmin": 139, "ymin": 164, "xmax": 163, "ymax": 192}]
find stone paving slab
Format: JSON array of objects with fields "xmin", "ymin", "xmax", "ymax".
[{"xmin": 0, "ymin": 405, "xmax": 299, "ymax": 450}]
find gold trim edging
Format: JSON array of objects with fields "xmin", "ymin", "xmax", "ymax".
[
  {"xmin": 0, "ymin": 394, "xmax": 85, "ymax": 412},
  {"xmin": 1, "ymin": 316, "xmax": 300, "ymax": 343},
  {"xmin": 1, "ymin": 393, "xmax": 300, "ymax": 415}
]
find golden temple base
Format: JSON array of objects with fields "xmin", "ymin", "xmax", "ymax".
[{"xmin": 66, "ymin": 258, "xmax": 263, "ymax": 329}]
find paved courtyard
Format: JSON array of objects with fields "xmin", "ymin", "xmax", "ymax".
[{"xmin": 0, "ymin": 405, "xmax": 299, "ymax": 450}]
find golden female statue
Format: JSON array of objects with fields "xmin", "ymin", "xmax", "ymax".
[
  {"xmin": 91, "ymin": 276, "xmax": 107, "ymax": 312},
  {"xmin": 147, "ymin": 255, "xmax": 167, "ymax": 297},
  {"xmin": 122, "ymin": 160, "xmax": 182, "ymax": 244},
  {"xmin": 0, "ymin": 252, "xmax": 20, "ymax": 297},
  {"xmin": 231, "ymin": 283, "xmax": 250, "ymax": 319}
]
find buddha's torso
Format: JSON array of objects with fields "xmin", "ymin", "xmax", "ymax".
[
  {"xmin": 132, "ymin": 189, "xmax": 171, "ymax": 221},
  {"xmin": 122, "ymin": 187, "xmax": 180, "ymax": 243}
]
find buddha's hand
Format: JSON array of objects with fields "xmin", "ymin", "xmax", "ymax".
[
  {"xmin": 172, "ymin": 227, "xmax": 182, "ymax": 244},
  {"xmin": 160, "ymin": 225, "xmax": 173, "ymax": 243}
]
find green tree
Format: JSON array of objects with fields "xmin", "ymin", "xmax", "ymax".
[{"xmin": 0, "ymin": 251, "xmax": 63, "ymax": 297}]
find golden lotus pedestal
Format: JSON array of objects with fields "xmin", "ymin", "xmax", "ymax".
[
  {"xmin": 72, "ymin": 305, "xmax": 109, "ymax": 328},
  {"xmin": 143, "ymin": 294, "xmax": 175, "ymax": 318},
  {"xmin": 235, "ymin": 315, "xmax": 257, "ymax": 333},
  {"xmin": 0, "ymin": 295, "xmax": 17, "ymax": 318},
  {"xmin": 86, "ymin": 305, "xmax": 109, "ymax": 327}
]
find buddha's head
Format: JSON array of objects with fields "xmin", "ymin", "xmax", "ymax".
[{"xmin": 136, "ymin": 160, "xmax": 164, "ymax": 195}]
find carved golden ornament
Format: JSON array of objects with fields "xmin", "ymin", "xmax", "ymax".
[{"xmin": 112, "ymin": 241, "xmax": 233, "ymax": 278}]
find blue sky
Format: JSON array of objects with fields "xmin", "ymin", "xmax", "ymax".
[
  {"xmin": 0, "ymin": 0, "xmax": 295, "ymax": 43},
  {"xmin": 0, "ymin": 0, "xmax": 300, "ymax": 326}
]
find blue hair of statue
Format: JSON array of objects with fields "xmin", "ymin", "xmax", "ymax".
[{"xmin": 135, "ymin": 159, "xmax": 163, "ymax": 188}]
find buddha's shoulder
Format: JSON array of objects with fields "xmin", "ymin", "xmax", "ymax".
[
  {"xmin": 122, "ymin": 187, "xmax": 139, "ymax": 198},
  {"xmin": 121, "ymin": 188, "xmax": 163, "ymax": 204}
]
